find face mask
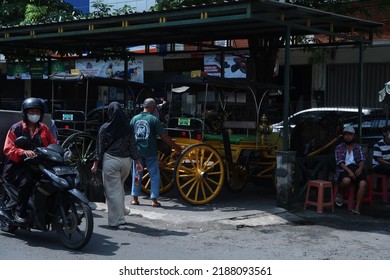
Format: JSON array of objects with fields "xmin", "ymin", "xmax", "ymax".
[{"xmin": 27, "ymin": 114, "xmax": 40, "ymax": 123}]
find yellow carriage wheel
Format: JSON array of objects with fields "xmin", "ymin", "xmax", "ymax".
[
  {"xmin": 174, "ymin": 144, "xmax": 224, "ymax": 205},
  {"xmin": 141, "ymin": 150, "xmax": 176, "ymax": 195},
  {"xmin": 226, "ymin": 163, "xmax": 249, "ymax": 192}
]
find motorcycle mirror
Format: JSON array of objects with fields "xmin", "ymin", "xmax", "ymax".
[{"xmin": 14, "ymin": 136, "xmax": 29, "ymax": 149}]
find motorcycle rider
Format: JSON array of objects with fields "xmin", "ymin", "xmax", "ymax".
[{"xmin": 2, "ymin": 97, "xmax": 57, "ymax": 223}]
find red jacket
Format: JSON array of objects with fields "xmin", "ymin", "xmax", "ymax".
[{"xmin": 3, "ymin": 120, "xmax": 57, "ymax": 163}]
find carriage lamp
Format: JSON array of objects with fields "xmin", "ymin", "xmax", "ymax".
[{"xmin": 258, "ymin": 114, "xmax": 273, "ymax": 145}]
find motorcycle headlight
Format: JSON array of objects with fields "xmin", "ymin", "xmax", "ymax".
[{"xmin": 64, "ymin": 149, "xmax": 72, "ymax": 163}]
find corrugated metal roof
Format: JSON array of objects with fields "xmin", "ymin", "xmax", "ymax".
[{"xmin": 0, "ymin": 0, "xmax": 383, "ymax": 56}]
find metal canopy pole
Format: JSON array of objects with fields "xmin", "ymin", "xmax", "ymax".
[
  {"xmin": 51, "ymin": 79, "xmax": 54, "ymax": 113},
  {"xmin": 283, "ymin": 26, "xmax": 291, "ymax": 151},
  {"xmin": 124, "ymin": 56, "xmax": 129, "ymax": 105},
  {"xmin": 358, "ymin": 42, "xmax": 364, "ymax": 144},
  {"xmin": 84, "ymin": 78, "xmax": 89, "ymax": 132}
]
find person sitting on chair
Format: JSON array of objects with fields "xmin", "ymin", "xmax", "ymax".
[
  {"xmin": 334, "ymin": 126, "xmax": 367, "ymax": 215},
  {"xmin": 372, "ymin": 124, "xmax": 390, "ymax": 175}
]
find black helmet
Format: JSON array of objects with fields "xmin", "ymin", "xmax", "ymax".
[{"xmin": 21, "ymin": 97, "xmax": 45, "ymax": 122}]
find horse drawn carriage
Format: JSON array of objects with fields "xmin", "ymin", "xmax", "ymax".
[
  {"xmin": 136, "ymin": 76, "xmax": 287, "ymax": 205},
  {"xmin": 46, "ymin": 76, "xmax": 284, "ymax": 205},
  {"xmin": 0, "ymin": 75, "xmax": 342, "ymax": 207},
  {"xmin": 49, "ymin": 74, "xmax": 154, "ymax": 192},
  {"xmin": 46, "ymin": 75, "xmax": 345, "ymax": 206}
]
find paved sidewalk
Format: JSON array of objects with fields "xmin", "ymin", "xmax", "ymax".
[
  {"xmin": 90, "ymin": 185, "xmax": 304, "ymax": 227},
  {"xmin": 89, "ymin": 184, "xmax": 390, "ymax": 228}
]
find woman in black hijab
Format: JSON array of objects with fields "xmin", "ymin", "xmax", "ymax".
[{"xmin": 91, "ymin": 102, "xmax": 141, "ymax": 229}]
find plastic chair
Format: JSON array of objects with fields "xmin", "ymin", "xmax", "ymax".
[
  {"xmin": 304, "ymin": 180, "xmax": 334, "ymax": 213},
  {"xmin": 370, "ymin": 173, "xmax": 389, "ymax": 202}
]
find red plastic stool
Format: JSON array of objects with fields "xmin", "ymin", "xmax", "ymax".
[
  {"xmin": 304, "ymin": 180, "xmax": 334, "ymax": 213},
  {"xmin": 370, "ymin": 173, "xmax": 389, "ymax": 202},
  {"xmin": 334, "ymin": 179, "xmax": 372, "ymax": 211}
]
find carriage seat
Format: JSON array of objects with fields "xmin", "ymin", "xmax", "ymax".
[
  {"xmin": 203, "ymin": 133, "xmax": 257, "ymax": 144},
  {"xmin": 223, "ymin": 121, "xmax": 257, "ymax": 136},
  {"xmin": 203, "ymin": 121, "xmax": 258, "ymax": 144}
]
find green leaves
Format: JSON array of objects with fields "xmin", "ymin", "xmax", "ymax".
[{"xmin": 0, "ymin": 0, "xmax": 82, "ymax": 26}]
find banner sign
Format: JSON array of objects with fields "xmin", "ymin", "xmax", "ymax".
[
  {"xmin": 7, "ymin": 63, "xmax": 31, "ymax": 79},
  {"xmin": 75, "ymin": 59, "xmax": 144, "ymax": 83},
  {"xmin": 50, "ymin": 61, "xmax": 71, "ymax": 76},
  {"xmin": 203, "ymin": 54, "xmax": 247, "ymax": 78},
  {"xmin": 7, "ymin": 61, "xmax": 70, "ymax": 79}
]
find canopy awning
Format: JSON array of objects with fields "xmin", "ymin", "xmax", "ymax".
[{"xmin": 0, "ymin": 0, "xmax": 382, "ymax": 57}]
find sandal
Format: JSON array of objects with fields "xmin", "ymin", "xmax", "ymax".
[
  {"xmin": 152, "ymin": 202, "xmax": 161, "ymax": 207},
  {"xmin": 131, "ymin": 200, "xmax": 140, "ymax": 205}
]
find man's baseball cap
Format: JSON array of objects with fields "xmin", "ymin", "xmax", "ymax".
[
  {"xmin": 343, "ymin": 126, "xmax": 355, "ymax": 134},
  {"xmin": 143, "ymin": 98, "xmax": 156, "ymax": 108}
]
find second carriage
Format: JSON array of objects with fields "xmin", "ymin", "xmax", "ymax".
[
  {"xmin": 57, "ymin": 75, "xmax": 286, "ymax": 205},
  {"xmin": 139, "ymin": 77, "xmax": 284, "ymax": 205}
]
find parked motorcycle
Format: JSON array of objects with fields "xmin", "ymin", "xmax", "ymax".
[{"xmin": 0, "ymin": 136, "xmax": 93, "ymax": 250}]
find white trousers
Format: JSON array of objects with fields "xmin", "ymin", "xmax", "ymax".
[{"xmin": 102, "ymin": 153, "xmax": 132, "ymax": 227}]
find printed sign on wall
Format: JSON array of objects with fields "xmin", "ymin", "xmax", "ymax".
[
  {"xmin": 203, "ymin": 54, "xmax": 247, "ymax": 78},
  {"xmin": 7, "ymin": 61, "xmax": 70, "ymax": 79},
  {"xmin": 75, "ymin": 59, "xmax": 144, "ymax": 83}
]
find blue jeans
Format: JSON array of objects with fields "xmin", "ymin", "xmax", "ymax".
[{"xmin": 131, "ymin": 156, "xmax": 160, "ymax": 199}]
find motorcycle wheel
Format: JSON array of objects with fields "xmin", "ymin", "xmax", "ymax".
[
  {"xmin": 55, "ymin": 197, "xmax": 93, "ymax": 250},
  {"xmin": 0, "ymin": 219, "xmax": 17, "ymax": 233}
]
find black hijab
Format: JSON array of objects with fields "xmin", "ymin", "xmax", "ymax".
[{"xmin": 101, "ymin": 102, "xmax": 131, "ymax": 139}]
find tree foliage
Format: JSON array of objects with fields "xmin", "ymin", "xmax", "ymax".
[
  {"xmin": 90, "ymin": 0, "xmax": 135, "ymax": 17},
  {"xmin": 0, "ymin": 0, "xmax": 82, "ymax": 26},
  {"xmin": 90, "ymin": 0, "xmax": 113, "ymax": 17}
]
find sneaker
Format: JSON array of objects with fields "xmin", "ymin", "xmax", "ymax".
[
  {"xmin": 335, "ymin": 193, "xmax": 344, "ymax": 207},
  {"xmin": 116, "ymin": 224, "xmax": 126, "ymax": 230},
  {"xmin": 109, "ymin": 224, "xmax": 126, "ymax": 230},
  {"xmin": 124, "ymin": 206, "xmax": 131, "ymax": 215},
  {"xmin": 352, "ymin": 208, "xmax": 360, "ymax": 215}
]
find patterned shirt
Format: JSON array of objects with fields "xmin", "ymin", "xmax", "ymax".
[
  {"xmin": 95, "ymin": 126, "xmax": 139, "ymax": 161},
  {"xmin": 334, "ymin": 142, "xmax": 366, "ymax": 181},
  {"xmin": 372, "ymin": 138, "xmax": 390, "ymax": 167}
]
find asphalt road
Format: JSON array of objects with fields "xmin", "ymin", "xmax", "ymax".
[{"xmin": 1, "ymin": 184, "xmax": 390, "ymax": 260}]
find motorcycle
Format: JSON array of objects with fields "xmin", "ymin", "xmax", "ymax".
[{"xmin": 0, "ymin": 136, "xmax": 93, "ymax": 250}]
